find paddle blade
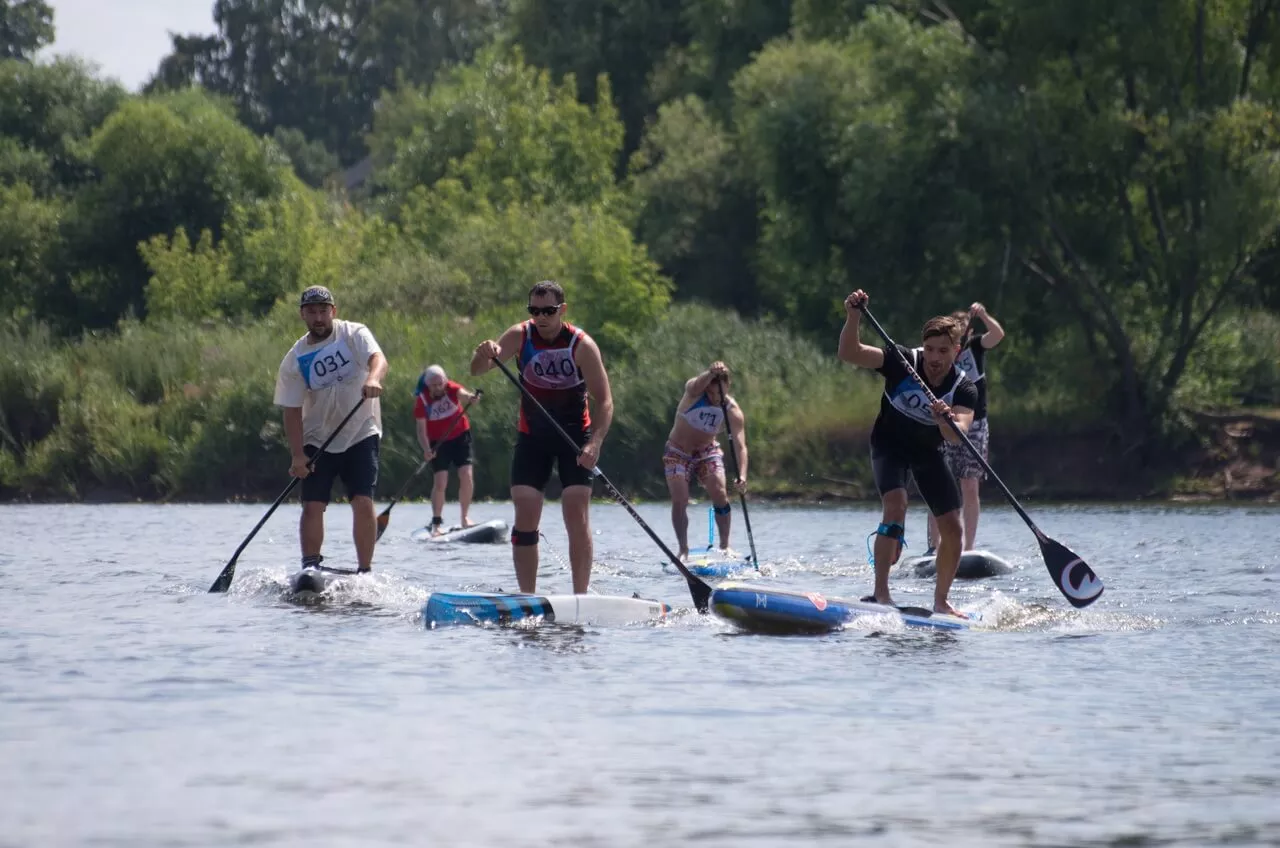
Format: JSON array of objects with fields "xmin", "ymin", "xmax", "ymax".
[
  {"xmin": 685, "ymin": 570, "xmax": 712, "ymax": 613},
  {"xmin": 375, "ymin": 505, "xmax": 392, "ymax": 541},
  {"xmin": 1039, "ymin": 535, "xmax": 1104, "ymax": 608},
  {"xmin": 208, "ymin": 558, "xmax": 237, "ymax": 594}
]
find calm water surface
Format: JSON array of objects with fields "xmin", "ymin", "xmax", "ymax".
[{"xmin": 2, "ymin": 500, "xmax": 1279, "ymax": 847}]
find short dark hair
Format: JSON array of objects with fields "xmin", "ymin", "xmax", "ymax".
[
  {"xmin": 528, "ymin": 280, "xmax": 565, "ymax": 304},
  {"xmin": 922, "ymin": 316, "xmax": 962, "ymax": 345}
]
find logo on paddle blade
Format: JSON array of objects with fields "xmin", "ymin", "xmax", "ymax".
[
  {"xmin": 806, "ymin": 592, "xmax": 828, "ymax": 611},
  {"xmin": 1059, "ymin": 558, "xmax": 1103, "ymax": 603}
]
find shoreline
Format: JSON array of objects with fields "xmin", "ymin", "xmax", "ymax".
[{"xmin": 3, "ymin": 409, "xmax": 1276, "ymax": 506}]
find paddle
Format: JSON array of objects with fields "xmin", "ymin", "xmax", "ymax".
[
  {"xmin": 856, "ymin": 305, "xmax": 1104, "ymax": 608},
  {"xmin": 490, "ymin": 358, "xmax": 713, "ymax": 613},
  {"xmin": 208, "ymin": 398, "xmax": 366, "ymax": 593},
  {"xmin": 375, "ymin": 390, "xmax": 483, "ymax": 541},
  {"xmin": 715, "ymin": 377, "xmax": 759, "ymax": 569}
]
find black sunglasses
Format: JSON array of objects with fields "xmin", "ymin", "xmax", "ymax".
[{"xmin": 527, "ymin": 305, "xmax": 560, "ymax": 317}]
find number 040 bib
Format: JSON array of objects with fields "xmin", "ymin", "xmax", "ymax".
[
  {"xmin": 521, "ymin": 348, "xmax": 582, "ymax": 390},
  {"xmin": 297, "ymin": 338, "xmax": 357, "ymax": 391}
]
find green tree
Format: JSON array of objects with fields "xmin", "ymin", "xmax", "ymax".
[
  {"xmin": 972, "ymin": 0, "xmax": 1280, "ymax": 438},
  {"xmin": 148, "ymin": 0, "xmax": 508, "ymax": 163},
  {"xmin": 47, "ymin": 90, "xmax": 296, "ymax": 329},
  {"xmin": 371, "ymin": 47, "xmax": 623, "ymax": 211},
  {"xmin": 0, "ymin": 0, "xmax": 53, "ymax": 61},
  {"xmin": 0, "ymin": 181, "xmax": 62, "ymax": 315},
  {"xmin": 732, "ymin": 13, "xmax": 995, "ymax": 335},
  {"xmin": 626, "ymin": 95, "xmax": 760, "ymax": 312},
  {"xmin": 0, "ymin": 57, "xmax": 127, "ymax": 193},
  {"xmin": 270, "ymin": 126, "xmax": 340, "ymax": 188}
]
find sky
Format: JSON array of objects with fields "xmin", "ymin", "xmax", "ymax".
[{"xmin": 39, "ymin": 0, "xmax": 217, "ymax": 91}]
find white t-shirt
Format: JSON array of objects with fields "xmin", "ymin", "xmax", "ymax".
[{"xmin": 274, "ymin": 319, "xmax": 383, "ymax": 453}]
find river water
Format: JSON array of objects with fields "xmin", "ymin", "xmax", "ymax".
[{"xmin": 2, "ymin": 500, "xmax": 1278, "ymax": 846}]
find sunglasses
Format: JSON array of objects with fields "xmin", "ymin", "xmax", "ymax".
[{"xmin": 527, "ymin": 305, "xmax": 560, "ymax": 317}]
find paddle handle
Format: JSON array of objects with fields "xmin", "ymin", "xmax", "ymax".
[
  {"xmin": 856, "ymin": 307, "xmax": 1044, "ymax": 539},
  {"xmin": 490, "ymin": 358, "xmax": 712, "ymax": 612}
]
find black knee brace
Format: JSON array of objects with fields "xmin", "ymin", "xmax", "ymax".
[
  {"xmin": 510, "ymin": 528, "xmax": 540, "ymax": 547},
  {"xmin": 712, "ymin": 503, "xmax": 731, "ymax": 516}
]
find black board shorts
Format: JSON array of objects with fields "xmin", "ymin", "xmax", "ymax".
[
  {"xmin": 302, "ymin": 434, "xmax": 380, "ymax": 503},
  {"xmin": 511, "ymin": 429, "xmax": 594, "ymax": 492},
  {"xmin": 430, "ymin": 430, "xmax": 474, "ymax": 473},
  {"xmin": 870, "ymin": 440, "xmax": 961, "ymax": 517}
]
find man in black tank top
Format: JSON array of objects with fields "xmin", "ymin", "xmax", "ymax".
[
  {"xmin": 838, "ymin": 290, "xmax": 978, "ymax": 617},
  {"xmin": 927, "ymin": 302, "xmax": 1005, "ymax": 553}
]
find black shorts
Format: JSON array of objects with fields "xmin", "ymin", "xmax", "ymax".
[
  {"xmin": 302, "ymin": 434, "xmax": 380, "ymax": 503},
  {"xmin": 511, "ymin": 430, "xmax": 594, "ymax": 492},
  {"xmin": 430, "ymin": 430, "xmax": 473, "ymax": 473},
  {"xmin": 870, "ymin": 440, "xmax": 961, "ymax": 517}
]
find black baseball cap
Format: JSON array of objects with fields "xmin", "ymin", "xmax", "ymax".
[{"xmin": 299, "ymin": 286, "xmax": 335, "ymax": 307}]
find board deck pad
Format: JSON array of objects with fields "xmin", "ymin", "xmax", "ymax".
[
  {"xmin": 423, "ymin": 591, "xmax": 670, "ymax": 628},
  {"xmin": 662, "ymin": 547, "xmax": 754, "ymax": 577}
]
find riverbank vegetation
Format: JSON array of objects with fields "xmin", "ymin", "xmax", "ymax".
[{"xmin": 2, "ymin": 0, "xmax": 1279, "ymax": 501}]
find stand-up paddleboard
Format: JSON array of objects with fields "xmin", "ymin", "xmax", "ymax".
[
  {"xmin": 288, "ymin": 568, "xmax": 330, "ymax": 595},
  {"xmin": 710, "ymin": 582, "xmax": 975, "ymax": 635},
  {"xmin": 411, "ymin": 519, "xmax": 508, "ymax": 544},
  {"xmin": 661, "ymin": 547, "xmax": 753, "ymax": 577},
  {"xmin": 287, "ymin": 567, "xmax": 364, "ymax": 595},
  {"xmin": 423, "ymin": 591, "xmax": 670, "ymax": 628},
  {"xmin": 898, "ymin": 549, "xmax": 1013, "ymax": 579}
]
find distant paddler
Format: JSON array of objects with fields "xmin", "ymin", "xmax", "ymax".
[
  {"xmin": 274, "ymin": 286, "xmax": 388, "ymax": 573},
  {"xmin": 663, "ymin": 361, "xmax": 748, "ymax": 561},
  {"xmin": 469, "ymin": 280, "xmax": 614, "ymax": 594},
  {"xmin": 414, "ymin": 364, "xmax": 481, "ymax": 535}
]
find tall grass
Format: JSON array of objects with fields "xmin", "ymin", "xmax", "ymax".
[{"xmin": 0, "ymin": 305, "xmax": 886, "ymax": 501}]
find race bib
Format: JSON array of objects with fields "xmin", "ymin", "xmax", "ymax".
[
  {"xmin": 683, "ymin": 404, "xmax": 724, "ymax": 434},
  {"xmin": 427, "ymin": 396, "xmax": 460, "ymax": 421},
  {"xmin": 522, "ymin": 348, "xmax": 581, "ymax": 390},
  {"xmin": 956, "ymin": 347, "xmax": 983, "ymax": 382},
  {"xmin": 297, "ymin": 337, "xmax": 357, "ymax": 391},
  {"xmin": 887, "ymin": 379, "xmax": 938, "ymax": 426}
]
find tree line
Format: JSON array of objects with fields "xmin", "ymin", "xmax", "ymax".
[{"xmin": 2, "ymin": 0, "xmax": 1280, "ymax": 501}]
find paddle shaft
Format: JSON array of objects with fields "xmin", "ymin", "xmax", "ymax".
[
  {"xmin": 715, "ymin": 378, "xmax": 759, "ymax": 568},
  {"xmin": 208, "ymin": 398, "xmax": 366, "ymax": 593},
  {"xmin": 855, "ymin": 307, "xmax": 1047, "ymax": 539},
  {"xmin": 490, "ymin": 358, "xmax": 713, "ymax": 612}
]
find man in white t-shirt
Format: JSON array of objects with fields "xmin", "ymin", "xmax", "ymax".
[{"xmin": 274, "ymin": 286, "xmax": 388, "ymax": 573}]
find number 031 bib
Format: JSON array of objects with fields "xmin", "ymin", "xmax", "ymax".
[{"xmin": 296, "ymin": 337, "xmax": 357, "ymax": 390}]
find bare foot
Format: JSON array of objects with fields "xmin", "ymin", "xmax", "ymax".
[
  {"xmin": 861, "ymin": 594, "xmax": 895, "ymax": 606},
  {"xmin": 462, "ymin": 517, "xmax": 476, "ymax": 528},
  {"xmin": 678, "ymin": 549, "xmax": 690, "ymax": 562},
  {"xmin": 431, "ymin": 526, "xmax": 446, "ymax": 537},
  {"xmin": 934, "ymin": 601, "xmax": 966, "ymax": 618}
]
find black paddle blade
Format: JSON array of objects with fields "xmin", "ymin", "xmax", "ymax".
[
  {"xmin": 208, "ymin": 558, "xmax": 237, "ymax": 594},
  {"xmin": 1039, "ymin": 535, "xmax": 1104, "ymax": 608},
  {"xmin": 374, "ymin": 506, "xmax": 392, "ymax": 541},
  {"xmin": 685, "ymin": 571, "xmax": 712, "ymax": 614}
]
